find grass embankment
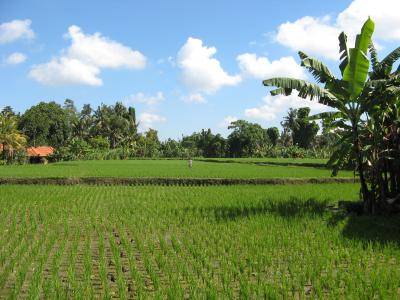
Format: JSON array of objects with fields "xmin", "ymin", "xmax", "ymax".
[
  {"xmin": 0, "ymin": 184, "xmax": 398, "ymax": 298},
  {"xmin": 0, "ymin": 159, "xmax": 353, "ymax": 179}
]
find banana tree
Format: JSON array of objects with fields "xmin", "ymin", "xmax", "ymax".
[
  {"xmin": 263, "ymin": 18, "xmax": 376, "ymax": 213},
  {"xmin": 361, "ymin": 45, "xmax": 400, "ymax": 211}
]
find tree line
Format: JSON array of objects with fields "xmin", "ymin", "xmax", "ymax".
[{"xmin": 0, "ymin": 99, "xmax": 334, "ymax": 161}]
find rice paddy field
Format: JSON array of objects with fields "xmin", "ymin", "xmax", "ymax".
[
  {"xmin": 0, "ymin": 159, "xmax": 354, "ymax": 179},
  {"xmin": 0, "ymin": 159, "xmax": 399, "ymax": 299}
]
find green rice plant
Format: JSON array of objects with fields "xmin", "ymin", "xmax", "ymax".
[
  {"xmin": 108, "ymin": 231, "xmax": 127, "ymax": 300},
  {"xmin": 97, "ymin": 228, "xmax": 111, "ymax": 299},
  {"xmin": 65, "ymin": 228, "xmax": 82, "ymax": 299},
  {"xmin": 134, "ymin": 233, "xmax": 160, "ymax": 292},
  {"xmin": 26, "ymin": 227, "xmax": 59, "ymax": 299},
  {"xmin": 82, "ymin": 226, "xmax": 94, "ymax": 298},
  {"xmin": 0, "ymin": 158, "xmax": 354, "ymax": 179},
  {"xmin": 7, "ymin": 223, "xmax": 49, "ymax": 299},
  {"xmin": 120, "ymin": 233, "xmax": 145, "ymax": 297},
  {"xmin": 0, "ymin": 184, "xmax": 399, "ymax": 298}
]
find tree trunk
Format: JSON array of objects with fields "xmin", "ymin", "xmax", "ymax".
[{"xmin": 352, "ymin": 123, "xmax": 372, "ymax": 214}]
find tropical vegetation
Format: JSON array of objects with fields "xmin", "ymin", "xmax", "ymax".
[
  {"xmin": 263, "ymin": 18, "xmax": 400, "ymax": 214},
  {"xmin": 0, "ymin": 109, "xmax": 26, "ymax": 162},
  {"xmin": 0, "ymin": 102, "xmax": 334, "ymax": 162}
]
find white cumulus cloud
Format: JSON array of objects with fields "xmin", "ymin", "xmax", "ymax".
[
  {"xmin": 182, "ymin": 93, "xmax": 206, "ymax": 104},
  {"xmin": 245, "ymin": 92, "xmax": 328, "ymax": 121},
  {"xmin": 0, "ymin": 19, "xmax": 34, "ymax": 44},
  {"xmin": 177, "ymin": 37, "xmax": 241, "ymax": 100},
  {"xmin": 128, "ymin": 91, "xmax": 164, "ymax": 106},
  {"xmin": 337, "ymin": 0, "xmax": 400, "ymax": 41},
  {"xmin": 30, "ymin": 57, "xmax": 102, "ymax": 86},
  {"xmin": 275, "ymin": 16, "xmax": 340, "ymax": 60},
  {"xmin": 66, "ymin": 25, "xmax": 146, "ymax": 69},
  {"xmin": 5, "ymin": 52, "xmax": 27, "ymax": 65},
  {"xmin": 29, "ymin": 25, "xmax": 146, "ymax": 86},
  {"xmin": 274, "ymin": 0, "xmax": 400, "ymax": 60},
  {"xmin": 138, "ymin": 112, "xmax": 166, "ymax": 131},
  {"xmin": 237, "ymin": 53, "xmax": 307, "ymax": 79}
]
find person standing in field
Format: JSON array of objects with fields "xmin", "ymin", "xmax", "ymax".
[{"xmin": 188, "ymin": 158, "xmax": 193, "ymax": 168}]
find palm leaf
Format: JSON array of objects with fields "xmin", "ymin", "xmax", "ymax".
[
  {"xmin": 368, "ymin": 42, "xmax": 379, "ymax": 71},
  {"xmin": 339, "ymin": 32, "xmax": 349, "ymax": 75},
  {"xmin": 301, "ymin": 57, "xmax": 336, "ymax": 83},
  {"xmin": 365, "ymin": 79, "xmax": 389, "ymax": 88},
  {"xmin": 270, "ymin": 87, "xmax": 292, "ymax": 96},
  {"xmin": 343, "ymin": 17, "xmax": 375, "ymax": 100},
  {"xmin": 325, "ymin": 79, "xmax": 350, "ymax": 101},
  {"xmin": 298, "ymin": 51, "xmax": 309, "ymax": 60},
  {"xmin": 327, "ymin": 132, "xmax": 353, "ymax": 176},
  {"xmin": 308, "ymin": 111, "xmax": 343, "ymax": 121},
  {"xmin": 331, "ymin": 120, "xmax": 352, "ymax": 130},
  {"xmin": 298, "ymin": 51, "xmax": 337, "ymax": 84},
  {"xmin": 381, "ymin": 46, "xmax": 400, "ymax": 72},
  {"xmin": 263, "ymin": 77, "xmax": 341, "ymax": 109}
]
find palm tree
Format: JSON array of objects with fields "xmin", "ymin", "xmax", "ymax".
[
  {"xmin": 282, "ymin": 108, "xmax": 299, "ymax": 131},
  {"xmin": 263, "ymin": 18, "xmax": 377, "ymax": 212},
  {"xmin": 0, "ymin": 114, "xmax": 27, "ymax": 161}
]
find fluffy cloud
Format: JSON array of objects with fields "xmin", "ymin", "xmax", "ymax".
[
  {"xmin": 337, "ymin": 0, "xmax": 400, "ymax": 41},
  {"xmin": 0, "ymin": 19, "xmax": 34, "ymax": 44},
  {"xmin": 182, "ymin": 93, "xmax": 206, "ymax": 104},
  {"xmin": 29, "ymin": 25, "xmax": 146, "ymax": 86},
  {"xmin": 245, "ymin": 92, "xmax": 327, "ymax": 121},
  {"xmin": 220, "ymin": 116, "xmax": 238, "ymax": 128},
  {"xmin": 177, "ymin": 37, "xmax": 241, "ymax": 98},
  {"xmin": 237, "ymin": 53, "xmax": 307, "ymax": 79},
  {"xmin": 66, "ymin": 26, "xmax": 146, "ymax": 69},
  {"xmin": 128, "ymin": 91, "xmax": 164, "ymax": 105},
  {"xmin": 30, "ymin": 57, "xmax": 102, "ymax": 86},
  {"xmin": 275, "ymin": 16, "xmax": 340, "ymax": 60},
  {"xmin": 138, "ymin": 112, "xmax": 166, "ymax": 131},
  {"xmin": 5, "ymin": 52, "xmax": 27, "ymax": 65},
  {"xmin": 274, "ymin": 0, "xmax": 400, "ymax": 60}
]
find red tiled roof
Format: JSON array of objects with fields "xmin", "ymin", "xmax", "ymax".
[{"xmin": 26, "ymin": 146, "xmax": 54, "ymax": 157}]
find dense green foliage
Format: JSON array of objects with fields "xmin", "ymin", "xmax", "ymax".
[
  {"xmin": 0, "ymin": 109, "xmax": 26, "ymax": 162},
  {"xmin": 264, "ymin": 18, "xmax": 400, "ymax": 214},
  {"xmin": 2, "ymin": 98, "xmax": 336, "ymax": 162},
  {"xmin": 227, "ymin": 120, "xmax": 270, "ymax": 157},
  {"xmin": 19, "ymin": 102, "xmax": 70, "ymax": 148},
  {"xmin": 0, "ymin": 184, "xmax": 399, "ymax": 298},
  {"xmin": 182, "ymin": 129, "xmax": 227, "ymax": 158},
  {"xmin": 266, "ymin": 127, "xmax": 279, "ymax": 146},
  {"xmin": 283, "ymin": 107, "xmax": 319, "ymax": 149}
]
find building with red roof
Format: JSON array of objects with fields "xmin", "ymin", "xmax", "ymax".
[{"xmin": 26, "ymin": 146, "xmax": 54, "ymax": 157}]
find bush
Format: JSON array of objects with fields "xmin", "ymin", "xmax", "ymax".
[
  {"xmin": 14, "ymin": 150, "xmax": 27, "ymax": 164},
  {"xmin": 89, "ymin": 137, "xmax": 110, "ymax": 150},
  {"xmin": 48, "ymin": 147, "xmax": 73, "ymax": 162}
]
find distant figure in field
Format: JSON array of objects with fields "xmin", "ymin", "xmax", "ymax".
[{"xmin": 188, "ymin": 158, "xmax": 193, "ymax": 169}]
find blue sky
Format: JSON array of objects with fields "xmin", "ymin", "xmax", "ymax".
[{"xmin": 0, "ymin": 0, "xmax": 399, "ymax": 140}]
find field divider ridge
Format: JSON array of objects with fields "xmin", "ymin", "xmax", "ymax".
[{"xmin": 0, "ymin": 177, "xmax": 359, "ymax": 186}]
